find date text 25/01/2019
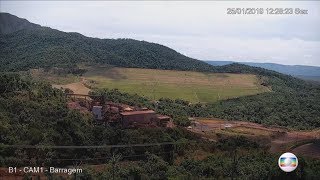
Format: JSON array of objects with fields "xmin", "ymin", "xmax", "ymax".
[{"xmin": 227, "ymin": 8, "xmax": 308, "ymax": 15}]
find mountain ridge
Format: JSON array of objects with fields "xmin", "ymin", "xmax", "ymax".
[
  {"xmin": 1, "ymin": 13, "xmax": 320, "ymax": 131},
  {"xmin": 0, "ymin": 13, "xmax": 215, "ymax": 72},
  {"xmin": 205, "ymin": 61, "xmax": 320, "ymax": 77},
  {"xmin": 0, "ymin": 12, "xmax": 41, "ymax": 34},
  {"xmin": 0, "ymin": 12, "xmax": 313, "ymax": 90}
]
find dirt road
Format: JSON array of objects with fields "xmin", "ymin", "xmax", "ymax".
[{"xmin": 188, "ymin": 118, "xmax": 320, "ymax": 158}]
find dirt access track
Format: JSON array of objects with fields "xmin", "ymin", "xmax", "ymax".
[
  {"xmin": 189, "ymin": 118, "xmax": 320, "ymax": 159},
  {"xmin": 52, "ymin": 78, "xmax": 91, "ymax": 95}
]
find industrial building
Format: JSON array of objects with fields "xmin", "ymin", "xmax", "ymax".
[
  {"xmin": 65, "ymin": 93, "xmax": 172, "ymax": 128},
  {"xmin": 119, "ymin": 110, "xmax": 171, "ymax": 128},
  {"xmin": 120, "ymin": 110, "xmax": 157, "ymax": 127}
]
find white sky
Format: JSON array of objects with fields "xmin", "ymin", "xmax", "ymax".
[{"xmin": 1, "ymin": 1, "xmax": 320, "ymax": 66}]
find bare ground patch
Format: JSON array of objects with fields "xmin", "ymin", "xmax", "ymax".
[
  {"xmin": 52, "ymin": 82, "xmax": 91, "ymax": 95},
  {"xmin": 188, "ymin": 118, "xmax": 320, "ymax": 158}
]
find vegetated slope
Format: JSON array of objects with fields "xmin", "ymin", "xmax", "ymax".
[
  {"xmin": 1, "ymin": 13, "xmax": 320, "ymax": 129},
  {"xmin": 1, "ymin": 74, "xmax": 320, "ymax": 180},
  {"xmin": 82, "ymin": 67, "xmax": 269, "ymax": 103},
  {"xmin": 86, "ymin": 64, "xmax": 320, "ymax": 129},
  {"xmin": 0, "ymin": 73, "xmax": 194, "ymax": 166},
  {"xmin": 0, "ymin": 13, "xmax": 309, "ymax": 81},
  {"xmin": 204, "ymin": 64, "xmax": 320, "ymax": 129},
  {"xmin": 0, "ymin": 27, "xmax": 213, "ymax": 72},
  {"xmin": 206, "ymin": 60, "xmax": 320, "ymax": 77},
  {"xmin": 297, "ymin": 75, "xmax": 320, "ymax": 83},
  {"xmin": 0, "ymin": 13, "xmax": 41, "ymax": 34},
  {"xmin": 91, "ymin": 81, "xmax": 320, "ymax": 129}
]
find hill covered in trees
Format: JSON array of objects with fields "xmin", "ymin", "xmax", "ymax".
[
  {"xmin": 1, "ymin": 13, "xmax": 320, "ymax": 129},
  {"xmin": 206, "ymin": 60, "xmax": 320, "ymax": 82},
  {"xmin": 0, "ymin": 12, "xmax": 304, "ymax": 79},
  {"xmin": 1, "ymin": 12, "xmax": 320, "ymax": 179},
  {"xmin": 0, "ymin": 13, "xmax": 310, "ymax": 85},
  {"xmin": 2, "ymin": 20, "xmax": 318, "ymax": 129},
  {"xmin": 0, "ymin": 13, "xmax": 41, "ymax": 35},
  {"xmin": 0, "ymin": 13, "xmax": 213, "ymax": 72},
  {"xmin": 1, "ymin": 73, "xmax": 320, "ymax": 179}
]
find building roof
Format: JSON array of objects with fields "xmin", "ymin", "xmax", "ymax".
[{"xmin": 120, "ymin": 110, "xmax": 155, "ymax": 116}]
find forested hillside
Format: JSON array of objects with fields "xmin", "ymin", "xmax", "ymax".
[
  {"xmin": 0, "ymin": 20, "xmax": 311, "ymax": 90},
  {"xmin": 91, "ymin": 84, "xmax": 320, "ymax": 130},
  {"xmin": 206, "ymin": 61, "xmax": 320, "ymax": 77},
  {"xmin": 1, "ymin": 73, "xmax": 320, "ymax": 179},
  {"xmin": 1, "ymin": 13, "xmax": 320, "ymax": 130},
  {"xmin": 0, "ymin": 26, "xmax": 213, "ymax": 72},
  {"xmin": 0, "ymin": 13, "xmax": 41, "ymax": 34},
  {"xmin": 0, "ymin": 13, "xmax": 309, "ymax": 84},
  {"xmin": 1, "ymin": 10, "xmax": 320, "ymax": 180}
]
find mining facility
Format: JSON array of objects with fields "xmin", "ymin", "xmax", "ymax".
[{"xmin": 66, "ymin": 93, "xmax": 173, "ymax": 128}]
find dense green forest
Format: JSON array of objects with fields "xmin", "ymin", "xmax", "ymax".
[
  {"xmin": 0, "ymin": 26, "xmax": 214, "ymax": 72},
  {"xmin": 1, "ymin": 73, "xmax": 320, "ymax": 179},
  {"xmin": 0, "ymin": 13, "xmax": 311, "ymax": 81},
  {"xmin": 1, "ymin": 12, "xmax": 320, "ymax": 129},
  {"xmin": 3, "ymin": 17, "xmax": 320, "ymax": 130},
  {"xmin": 1, "ymin": 13, "xmax": 320, "ymax": 179},
  {"xmin": 0, "ymin": 13, "xmax": 41, "ymax": 35},
  {"xmin": 0, "ymin": 73, "xmax": 189, "ymax": 165},
  {"xmin": 0, "ymin": 13, "xmax": 314, "ymax": 89},
  {"xmin": 92, "ymin": 82, "xmax": 320, "ymax": 130}
]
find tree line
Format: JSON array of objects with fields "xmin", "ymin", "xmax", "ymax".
[{"xmin": 1, "ymin": 73, "xmax": 320, "ymax": 179}]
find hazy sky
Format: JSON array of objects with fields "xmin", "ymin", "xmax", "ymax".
[{"xmin": 1, "ymin": 1, "xmax": 320, "ymax": 66}]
